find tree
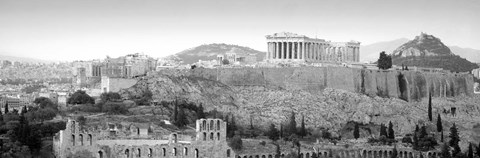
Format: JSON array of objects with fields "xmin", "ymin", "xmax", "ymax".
[
  {"xmin": 449, "ymin": 123, "xmax": 461, "ymax": 157},
  {"xmin": 440, "ymin": 143, "xmax": 451, "ymax": 158},
  {"xmin": 391, "ymin": 145, "xmax": 398, "ymax": 158},
  {"xmin": 67, "ymin": 90, "xmax": 95, "ymax": 104},
  {"xmin": 196, "ymin": 103, "xmax": 205, "ymax": 119},
  {"xmin": 34, "ymin": 97, "xmax": 57, "ymax": 110},
  {"xmin": 298, "ymin": 115, "xmax": 307, "ymax": 137},
  {"xmin": 437, "ymin": 114, "xmax": 443, "ymax": 132},
  {"xmin": 388, "ymin": 121, "xmax": 395, "ymax": 139},
  {"xmin": 468, "ymin": 143, "xmax": 474, "ymax": 158},
  {"xmin": 222, "ymin": 59, "xmax": 230, "ymax": 65},
  {"xmin": 476, "ymin": 142, "xmax": 480, "ymax": 158},
  {"xmin": 229, "ymin": 136, "xmax": 243, "ymax": 150},
  {"xmin": 172, "ymin": 103, "xmax": 178, "ymax": 123},
  {"xmin": 176, "ymin": 106, "xmax": 188, "ymax": 127},
  {"xmin": 191, "ymin": 65, "xmax": 197, "ymax": 69},
  {"xmin": 274, "ymin": 143, "xmax": 281, "ymax": 158},
  {"xmin": 4, "ymin": 102, "xmax": 9, "ymax": 113},
  {"xmin": 354, "ymin": 123, "xmax": 360, "ymax": 139},
  {"xmin": 287, "ymin": 111, "xmax": 297, "ymax": 136},
  {"xmin": 428, "ymin": 93, "xmax": 433, "ymax": 121},
  {"xmin": 377, "ymin": 51, "xmax": 392, "ymax": 70},
  {"xmin": 267, "ymin": 123, "xmax": 280, "ymax": 141},
  {"xmin": 100, "ymin": 92, "xmax": 121, "ymax": 103},
  {"xmin": 380, "ymin": 124, "xmax": 388, "ymax": 137}
]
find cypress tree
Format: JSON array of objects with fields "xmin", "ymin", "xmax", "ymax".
[
  {"xmin": 413, "ymin": 131, "xmax": 419, "ymax": 150},
  {"xmin": 440, "ymin": 143, "xmax": 451, "ymax": 158},
  {"xmin": 4, "ymin": 102, "xmax": 9, "ymax": 113},
  {"xmin": 388, "ymin": 121, "xmax": 395, "ymax": 139},
  {"xmin": 449, "ymin": 123, "xmax": 461, "ymax": 157},
  {"xmin": 441, "ymin": 131, "xmax": 444, "ymax": 142},
  {"xmin": 267, "ymin": 123, "xmax": 280, "ymax": 141},
  {"xmin": 380, "ymin": 124, "xmax": 388, "ymax": 137},
  {"xmin": 176, "ymin": 106, "xmax": 187, "ymax": 127},
  {"xmin": 172, "ymin": 103, "xmax": 178, "ymax": 124},
  {"xmin": 196, "ymin": 103, "xmax": 205, "ymax": 119},
  {"xmin": 391, "ymin": 145, "xmax": 398, "ymax": 158},
  {"xmin": 353, "ymin": 123, "xmax": 360, "ymax": 139},
  {"xmin": 428, "ymin": 93, "xmax": 433, "ymax": 121},
  {"xmin": 468, "ymin": 143, "xmax": 474, "ymax": 158},
  {"xmin": 230, "ymin": 116, "xmax": 237, "ymax": 136},
  {"xmin": 299, "ymin": 115, "xmax": 306, "ymax": 137},
  {"xmin": 437, "ymin": 113, "xmax": 443, "ymax": 132},
  {"xmin": 279, "ymin": 124, "xmax": 283, "ymax": 139},
  {"xmin": 476, "ymin": 142, "xmax": 480, "ymax": 158},
  {"xmin": 288, "ymin": 111, "xmax": 297, "ymax": 136}
]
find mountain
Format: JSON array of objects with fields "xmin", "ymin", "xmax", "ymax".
[
  {"xmin": 449, "ymin": 46, "xmax": 480, "ymax": 63},
  {"xmin": 0, "ymin": 53, "xmax": 56, "ymax": 63},
  {"xmin": 168, "ymin": 43, "xmax": 265, "ymax": 64},
  {"xmin": 391, "ymin": 33, "xmax": 478, "ymax": 72},
  {"xmin": 360, "ymin": 38, "xmax": 410, "ymax": 63}
]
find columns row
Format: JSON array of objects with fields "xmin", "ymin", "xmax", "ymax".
[{"xmin": 267, "ymin": 42, "xmax": 359, "ymax": 62}]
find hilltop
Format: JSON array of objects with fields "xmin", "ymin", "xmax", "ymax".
[
  {"xmin": 166, "ymin": 43, "xmax": 265, "ymax": 64},
  {"xmin": 390, "ymin": 33, "xmax": 478, "ymax": 72}
]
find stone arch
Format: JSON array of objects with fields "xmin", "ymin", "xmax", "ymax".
[
  {"xmin": 374, "ymin": 151, "xmax": 377, "ymax": 158},
  {"xmin": 306, "ymin": 153, "xmax": 310, "ymax": 158},
  {"xmin": 72, "ymin": 134, "xmax": 75, "ymax": 146},
  {"xmin": 217, "ymin": 132, "xmax": 220, "ymax": 140},
  {"xmin": 217, "ymin": 120, "xmax": 221, "ymax": 130},
  {"xmin": 173, "ymin": 134, "xmax": 178, "ymax": 143},
  {"xmin": 269, "ymin": 155, "xmax": 273, "ymax": 158},
  {"xmin": 409, "ymin": 152, "xmax": 413, "ymax": 158},
  {"xmin": 137, "ymin": 148, "xmax": 141, "ymax": 157},
  {"xmin": 300, "ymin": 153, "xmax": 304, "ymax": 158},
  {"xmin": 162, "ymin": 148, "xmax": 166, "ymax": 157},
  {"xmin": 324, "ymin": 152, "xmax": 327, "ymax": 158},
  {"xmin": 148, "ymin": 148, "xmax": 153, "ymax": 157},
  {"xmin": 98, "ymin": 150, "xmax": 103, "ymax": 158},
  {"xmin": 227, "ymin": 149, "xmax": 231, "ymax": 157},
  {"xmin": 195, "ymin": 148, "xmax": 199, "ymax": 158},
  {"xmin": 210, "ymin": 132, "xmax": 214, "ymax": 140},
  {"xmin": 173, "ymin": 147, "xmax": 177, "ymax": 156},
  {"xmin": 262, "ymin": 155, "xmax": 266, "ymax": 158},
  {"xmin": 210, "ymin": 120, "xmax": 214, "ymax": 130},
  {"xmin": 368, "ymin": 151, "xmax": 372, "ymax": 158},
  {"xmin": 384, "ymin": 151, "xmax": 388, "ymax": 158},
  {"xmin": 244, "ymin": 156, "xmax": 247, "ymax": 158},
  {"xmin": 88, "ymin": 134, "xmax": 93, "ymax": 145},
  {"xmin": 184, "ymin": 147, "xmax": 188, "ymax": 156},
  {"xmin": 203, "ymin": 132, "xmax": 207, "ymax": 141},
  {"xmin": 362, "ymin": 150, "xmax": 366, "ymax": 158},
  {"xmin": 249, "ymin": 156, "xmax": 253, "ymax": 158},
  {"xmin": 379, "ymin": 150, "xmax": 383, "ymax": 158},
  {"xmin": 137, "ymin": 127, "xmax": 140, "ymax": 135},
  {"xmin": 79, "ymin": 134, "xmax": 84, "ymax": 146},
  {"xmin": 125, "ymin": 149, "xmax": 130, "ymax": 158},
  {"xmin": 256, "ymin": 155, "xmax": 259, "ymax": 158},
  {"xmin": 202, "ymin": 120, "xmax": 206, "ymax": 130}
]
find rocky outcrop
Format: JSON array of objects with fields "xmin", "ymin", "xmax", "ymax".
[{"xmin": 391, "ymin": 33, "xmax": 478, "ymax": 72}]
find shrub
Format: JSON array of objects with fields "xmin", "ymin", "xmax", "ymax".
[
  {"xmin": 229, "ymin": 136, "xmax": 243, "ymax": 150},
  {"xmin": 68, "ymin": 90, "xmax": 94, "ymax": 105}
]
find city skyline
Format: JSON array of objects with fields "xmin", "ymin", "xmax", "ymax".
[{"xmin": 0, "ymin": 0, "xmax": 479, "ymax": 61}]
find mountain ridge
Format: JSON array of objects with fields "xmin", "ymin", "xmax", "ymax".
[{"xmin": 167, "ymin": 43, "xmax": 266, "ymax": 64}]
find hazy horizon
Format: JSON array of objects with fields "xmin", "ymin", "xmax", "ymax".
[{"xmin": 1, "ymin": 0, "xmax": 479, "ymax": 61}]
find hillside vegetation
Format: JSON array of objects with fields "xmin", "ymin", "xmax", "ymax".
[{"xmin": 167, "ymin": 43, "xmax": 265, "ymax": 64}]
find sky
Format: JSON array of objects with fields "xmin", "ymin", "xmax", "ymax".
[{"xmin": 0, "ymin": 0, "xmax": 479, "ymax": 61}]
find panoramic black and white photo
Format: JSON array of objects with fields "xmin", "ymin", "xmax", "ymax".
[{"xmin": 0, "ymin": 0, "xmax": 480, "ymax": 158}]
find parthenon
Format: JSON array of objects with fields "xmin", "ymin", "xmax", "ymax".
[{"xmin": 265, "ymin": 32, "xmax": 360, "ymax": 63}]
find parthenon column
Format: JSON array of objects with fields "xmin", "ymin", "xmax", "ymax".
[
  {"xmin": 296, "ymin": 42, "xmax": 300, "ymax": 59},
  {"xmin": 286, "ymin": 42, "xmax": 290, "ymax": 59},
  {"xmin": 279, "ymin": 42, "xmax": 283, "ymax": 59},
  {"xmin": 275, "ymin": 42, "xmax": 279, "ymax": 59},
  {"xmin": 267, "ymin": 42, "xmax": 270, "ymax": 60},
  {"xmin": 302, "ymin": 42, "xmax": 305, "ymax": 60}
]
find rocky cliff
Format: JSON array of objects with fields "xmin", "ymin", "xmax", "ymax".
[
  {"xmin": 183, "ymin": 67, "xmax": 473, "ymax": 102},
  {"xmin": 119, "ymin": 68, "xmax": 480, "ymax": 148}
]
